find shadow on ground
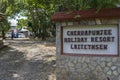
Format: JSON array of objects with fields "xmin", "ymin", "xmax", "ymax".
[{"xmin": 0, "ymin": 46, "xmax": 56, "ymax": 80}]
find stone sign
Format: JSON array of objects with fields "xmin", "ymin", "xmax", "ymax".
[
  {"xmin": 52, "ymin": 8, "xmax": 120, "ymax": 80},
  {"xmin": 61, "ymin": 25, "xmax": 119, "ymax": 56}
]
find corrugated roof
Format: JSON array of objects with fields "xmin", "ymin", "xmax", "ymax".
[{"xmin": 51, "ymin": 7, "xmax": 120, "ymax": 22}]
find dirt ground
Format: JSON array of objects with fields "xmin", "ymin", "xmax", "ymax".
[{"xmin": 0, "ymin": 40, "xmax": 56, "ymax": 80}]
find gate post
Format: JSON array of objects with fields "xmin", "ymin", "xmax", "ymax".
[{"xmin": 52, "ymin": 8, "xmax": 120, "ymax": 80}]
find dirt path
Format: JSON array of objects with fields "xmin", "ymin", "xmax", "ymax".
[{"xmin": 0, "ymin": 40, "xmax": 56, "ymax": 80}]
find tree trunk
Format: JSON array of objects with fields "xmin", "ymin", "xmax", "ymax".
[{"xmin": 2, "ymin": 30, "xmax": 5, "ymax": 39}]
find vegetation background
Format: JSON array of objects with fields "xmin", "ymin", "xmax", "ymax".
[{"xmin": 0, "ymin": 0, "xmax": 120, "ymax": 40}]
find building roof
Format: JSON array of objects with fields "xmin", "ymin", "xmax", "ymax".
[{"xmin": 51, "ymin": 7, "xmax": 120, "ymax": 22}]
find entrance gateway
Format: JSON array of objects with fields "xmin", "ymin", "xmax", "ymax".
[{"xmin": 52, "ymin": 8, "xmax": 120, "ymax": 80}]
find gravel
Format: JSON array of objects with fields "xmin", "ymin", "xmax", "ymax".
[{"xmin": 0, "ymin": 40, "xmax": 56, "ymax": 80}]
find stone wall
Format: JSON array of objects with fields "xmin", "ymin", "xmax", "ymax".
[{"xmin": 56, "ymin": 19, "xmax": 120, "ymax": 80}]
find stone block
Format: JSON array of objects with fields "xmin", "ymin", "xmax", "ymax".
[
  {"xmin": 118, "ymin": 68, "xmax": 120, "ymax": 73},
  {"xmin": 107, "ymin": 71, "xmax": 112, "ymax": 75},
  {"xmin": 73, "ymin": 22, "xmax": 79, "ymax": 25},
  {"xmin": 96, "ymin": 66, "xmax": 102, "ymax": 71},
  {"xmin": 112, "ymin": 58, "xmax": 118, "ymax": 63},
  {"xmin": 104, "ymin": 67, "xmax": 110, "ymax": 73},
  {"xmin": 67, "ymin": 22, "xmax": 73, "ymax": 26},
  {"xmin": 113, "ymin": 71, "xmax": 118, "ymax": 76},
  {"xmin": 95, "ymin": 18, "xmax": 102, "ymax": 24},
  {"xmin": 61, "ymin": 22, "xmax": 67, "ymax": 26},
  {"xmin": 101, "ymin": 62, "xmax": 106, "ymax": 68},
  {"xmin": 111, "ymin": 66, "xmax": 117, "ymax": 70},
  {"xmin": 101, "ymin": 19, "xmax": 118, "ymax": 24},
  {"xmin": 88, "ymin": 20, "xmax": 96, "ymax": 25},
  {"xmin": 107, "ymin": 62, "xmax": 112, "ymax": 67},
  {"xmin": 118, "ymin": 76, "xmax": 120, "ymax": 80},
  {"xmin": 79, "ymin": 20, "xmax": 89, "ymax": 25}
]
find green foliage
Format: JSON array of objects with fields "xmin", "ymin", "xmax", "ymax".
[
  {"xmin": 0, "ymin": 0, "xmax": 26, "ymax": 39},
  {"xmin": 0, "ymin": 18, "xmax": 10, "ymax": 31},
  {"xmin": 0, "ymin": 18, "xmax": 10, "ymax": 39},
  {"xmin": 15, "ymin": 0, "xmax": 120, "ymax": 40},
  {"xmin": 17, "ymin": 19, "xmax": 28, "ymax": 29},
  {"xmin": 21, "ymin": 0, "xmax": 57, "ymax": 39},
  {"xmin": 89, "ymin": 0, "xmax": 120, "ymax": 11},
  {"xmin": 59, "ymin": 0, "xmax": 120, "ymax": 11},
  {"xmin": 0, "ymin": 0, "xmax": 120, "ymax": 39}
]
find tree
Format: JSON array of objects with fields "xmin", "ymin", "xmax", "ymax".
[
  {"xmin": 0, "ymin": 18, "xmax": 10, "ymax": 39},
  {"xmin": 59, "ymin": 0, "xmax": 120, "ymax": 11},
  {"xmin": 89, "ymin": 0, "xmax": 120, "ymax": 11},
  {"xmin": 17, "ymin": 19, "xmax": 28, "ymax": 29},
  {"xmin": 22, "ymin": 0, "xmax": 57, "ymax": 40},
  {"xmin": 1, "ymin": 0, "xmax": 119, "ymax": 40},
  {"xmin": 22, "ymin": 0, "xmax": 120, "ymax": 40},
  {"xmin": 0, "ymin": 0, "xmax": 25, "ymax": 39}
]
